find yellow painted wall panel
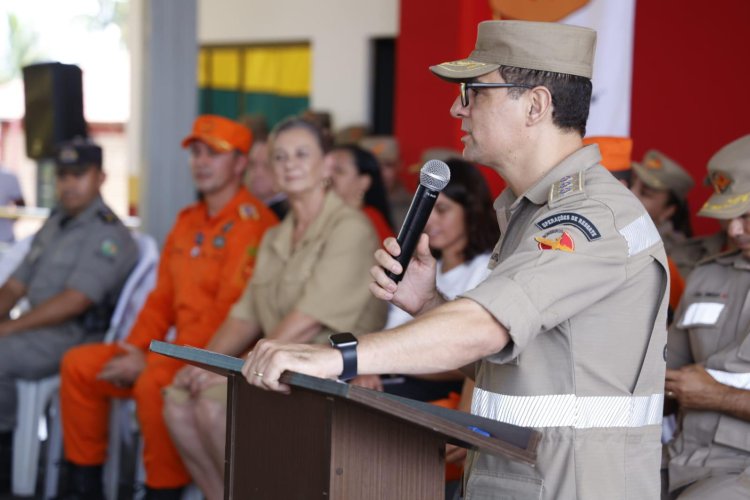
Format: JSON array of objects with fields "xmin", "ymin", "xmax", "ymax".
[
  {"xmin": 242, "ymin": 45, "xmax": 310, "ymax": 96},
  {"xmin": 210, "ymin": 49, "xmax": 241, "ymax": 88},
  {"xmin": 197, "ymin": 50, "xmax": 208, "ymax": 87}
]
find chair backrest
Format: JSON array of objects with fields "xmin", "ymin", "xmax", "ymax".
[
  {"xmin": 103, "ymin": 231, "xmax": 159, "ymax": 343},
  {"xmin": 0, "ymin": 235, "xmax": 33, "ymax": 286}
]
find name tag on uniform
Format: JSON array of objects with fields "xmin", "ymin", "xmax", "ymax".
[{"xmin": 678, "ymin": 302, "xmax": 725, "ymax": 327}]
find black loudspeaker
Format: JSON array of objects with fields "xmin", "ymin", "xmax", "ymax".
[{"xmin": 22, "ymin": 62, "xmax": 88, "ymax": 159}]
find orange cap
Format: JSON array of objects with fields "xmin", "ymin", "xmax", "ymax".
[
  {"xmin": 583, "ymin": 136, "xmax": 633, "ymax": 172},
  {"xmin": 181, "ymin": 115, "xmax": 253, "ymax": 155}
]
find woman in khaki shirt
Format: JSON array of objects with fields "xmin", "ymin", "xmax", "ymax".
[{"xmin": 162, "ymin": 117, "xmax": 387, "ymax": 500}]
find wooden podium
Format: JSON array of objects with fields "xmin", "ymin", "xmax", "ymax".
[{"xmin": 151, "ymin": 341, "xmax": 540, "ymax": 500}]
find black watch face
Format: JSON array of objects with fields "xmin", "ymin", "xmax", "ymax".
[{"xmin": 331, "ymin": 332, "xmax": 358, "ymax": 347}]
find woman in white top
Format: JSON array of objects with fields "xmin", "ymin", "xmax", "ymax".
[{"xmin": 355, "ymin": 157, "xmax": 501, "ymax": 401}]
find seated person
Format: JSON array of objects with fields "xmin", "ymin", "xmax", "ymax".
[
  {"xmin": 353, "ymin": 159, "xmax": 499, "ymax": 401},
  {"xmin": 360, "ymin": 135, "xmax": 411, "ymax": 228},
  {"xmin": 162, "ymin": 116, "xmax": 387, "ymax": 500},
  {"xmin": 585, "ymin": 137, "xmax": 686, "ymax": 322},
  {"xmin": 244, "ymin": 124, "xmax": 289, "ymax": 220},
  {"xmin": 0, "ymin": 164, "xmax": 25, "ymax": 244},
  {"xmin": 57, "ymin": 116, "xmax": 277, "ymax": 500},
  {"xmin": 0, "ymin": 140, "xmax": 137, "ymax": 495},
  {"xmin": 329, "ymin": 143, "xmax": 395, "ymax": 242},
  {"xmin": 630, "ymin": 149, "xmax": 696, "ymax": 278},
  {"xmin": 664, "ymin": 135, "xmax": 750, "ymax": 500}
]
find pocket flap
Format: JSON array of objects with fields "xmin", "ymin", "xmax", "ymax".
[
  {"xmin": 714, "ymin": 413, "xmax": 750, "ymax": 452},
  {"xmin": 465, "ymin": 471, "xmax": 543, "ymax": 500}
]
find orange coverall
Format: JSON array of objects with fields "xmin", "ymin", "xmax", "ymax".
[{"xmin": 60, "ymin": 188, "xmax": 277, "ymax": 488}]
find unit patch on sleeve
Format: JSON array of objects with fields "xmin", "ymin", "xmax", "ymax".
[
  {"xmin": 535, "ymin": 229, "xmax": 575, "ymax": 252},
  {"xmin": 535, "ymin": 212, "xmax": 602, "ymax": 241}
]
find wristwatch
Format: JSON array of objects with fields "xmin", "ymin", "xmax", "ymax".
[{"xmin": 329, "ymin": 332, "xmax": 358, "ymax": 381}]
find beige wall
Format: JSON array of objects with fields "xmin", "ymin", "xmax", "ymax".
[{"xmin": 198, "ymin": 0, "xmax": 399, "ymax": 130}]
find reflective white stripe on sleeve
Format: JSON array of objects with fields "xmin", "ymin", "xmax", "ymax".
[
  {"xmin": 707, "ymin": 369, "xmax": 750, "ymax": 389},
  {"xmin": 472, "ymin": 388, "xmax": 664, "ymax": 428},
  {"xmin": 619, "ymin": 213, "xmax": 662, "ymax": 257}
]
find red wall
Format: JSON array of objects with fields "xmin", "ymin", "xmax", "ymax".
[
  {"xmin": 631, "ymin": 0, "xmax": 750, "ymax": 235},
  {"xmin": 394, "ymin": 0, "xmax": 498, "ymax": 193},
  {"xmin": 395, "ymin": 1, "xmax": 750, "ymax": 234}
]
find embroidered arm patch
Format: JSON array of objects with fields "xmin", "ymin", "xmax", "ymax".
[{"xmin": 535, "ymin": 212, "xmax": 602, "ymax": 241}]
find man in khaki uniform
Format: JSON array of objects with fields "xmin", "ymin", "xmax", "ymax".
[
  {"xmin": 665, "ymin": 152, "xmax": 733, "ymax": 278},
  {"xmin": 665, "ymin": 134, "xmax": 750, "ymax": 500},
  {"xmin": 241, "ymin": 21, "xmax": 669, "ymax": 499},
  {"xmin": 630, "ymin": 150, "xmax": 697, "ymax": 278}
]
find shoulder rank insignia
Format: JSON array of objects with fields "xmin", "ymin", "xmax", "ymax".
[
  {"xmin": 548, "ymin": 171, "xmax": 585, "ymax": 207},
  {"xmin": 535, "ymin": 212, "xmax": 601, "ymax": 241},
  {"xmin": 97, "ymin": 209, "xmax": 117, "ymax": 224},
  {"xmin": 239, "ymin": 204, "xmax": 259, "ymax": 220},
  {"xmin": 535, "ymin": 230, "xmax": 575, "ymax": 252},
  {"xmin": 100, "ymin": 239, "xmax": 119, "ymax": 258}
]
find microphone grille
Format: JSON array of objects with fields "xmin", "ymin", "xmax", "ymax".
[{"xmin": 419, "ymin": 160, "xmax": 451, "ymax": 191}]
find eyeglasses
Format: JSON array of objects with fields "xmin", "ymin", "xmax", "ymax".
[{"xmin": 459, "ymin": 82, "xmax": 534, "ymax": 107}]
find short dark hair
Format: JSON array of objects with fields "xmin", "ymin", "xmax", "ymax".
[
  {"xmin": 667, "ymin": 192, "xmax": 694, "ymax": 239},
  {"xmin": 433, "ymin": 158, "xmax": 500, "ymax": 262},
  {"xmin": 270, "ymin": 116, "xmax": 332, "ymax": 154},
  {"xmin": 499, "ymin": 66, "xmax": 592, "ymax": 136},
  {"xmin": 332, "ymin": 144, "xmax": 394, "ymax": 231}
]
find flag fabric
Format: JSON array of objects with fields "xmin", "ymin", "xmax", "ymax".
[{"xmin": 198, "ymin": 44, "xmax": 311, "ymax": 126}]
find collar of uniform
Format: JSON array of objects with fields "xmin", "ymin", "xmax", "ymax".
[
  {"xmin": 523, "ymin": 144, "xmax": 602, "ymax": 205},
  {"xmin": 271, "ymin": 190, "xmax": 343, "ymax": 258},
  {"xmin": 198, "ymin": 187, "xmax": 256, "ymax": 227},
  {"xmin": 57, "ymin": 194, "xmax": 107, "ymax": 228},
  {"xmin": 731, "ymin": 251, "xmax": 750, "ymax": 270},
  {"xmin": 491, "ymin": 145, "xmax": 602, "ymax": 214}
]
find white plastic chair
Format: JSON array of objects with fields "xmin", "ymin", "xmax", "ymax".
[
  {"xmin": 1, "ymin": 235, "xmax": 41, "ymax": 497},
  {"xmin": 0, "ymin": 235, "xmax": 32, "ymax": 286},
  {"xmin": 7, "ymin": 231, "xmax": 158, "ymax": 499},
  {"xmin": 12, "ymin": 376, "xmax": 60, "ymax": 496}
]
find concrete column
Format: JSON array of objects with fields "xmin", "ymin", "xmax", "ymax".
[{"xmin": 129, "ymin": 0, "xmax": 197, "ymax": 246}]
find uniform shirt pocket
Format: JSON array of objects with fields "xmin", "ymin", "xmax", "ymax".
[
  {"xmin": 465, "ymin": 470, "xmax": 543, "ymax": 500},
  {"xmin": 714, "ymin": 413, "xmax": 750, "ymax": 453}
]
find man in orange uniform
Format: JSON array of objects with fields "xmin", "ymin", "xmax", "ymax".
[{"xmin": 58, "ymin": 115, "xmax": 278, "ymax": 500}]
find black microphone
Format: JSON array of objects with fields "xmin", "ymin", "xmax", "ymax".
[{"xmin": 386, "ymin": 160, "xmax": 451, "ymax": 283}]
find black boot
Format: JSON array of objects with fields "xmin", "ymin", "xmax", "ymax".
[
  {"xmin": 144, "ymin": 486, "xmax": 184, "ymax": 500},
  {"xmin": 56, "ymin": 462, "xmax": 104, "ymax": 500},
  {"xmin": 0, "ymin": 431, "xmax": 11, "ymax": 494}
]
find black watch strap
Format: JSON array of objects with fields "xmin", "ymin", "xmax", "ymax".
[{"xmin": 329, "ymin": 332, "xmax": 358, "ymax": 381}]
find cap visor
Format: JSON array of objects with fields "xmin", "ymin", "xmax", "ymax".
[
  {"xmin": 55, "ymin": 164, "xmax": 95, "ymax": 174},
  {"xmin": 429, "ymin": 59, "xmax": 500, "ymax": 82},
  {"xmin": 697, "ymin": 191, "xmax": 750, "ymax": 219},
  {"xmin": 631, "ymin": 163, "xmax": 667, "ymax": 190},
  {"xmin": 181, "ymin": 135, "xmax": 233, "ymax": 153}
]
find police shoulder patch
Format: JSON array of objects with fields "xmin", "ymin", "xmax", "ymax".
[
  {"xmin": 97, "ymin": 209, "xmax": 117, "ymax": 224},
  {"xmin": 548, "ymin": 171, "xmax": 585, "ymax": 208},
  {"xmin": 535, "ymin": 211, "xmax": 602, "ymax": 241}
]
